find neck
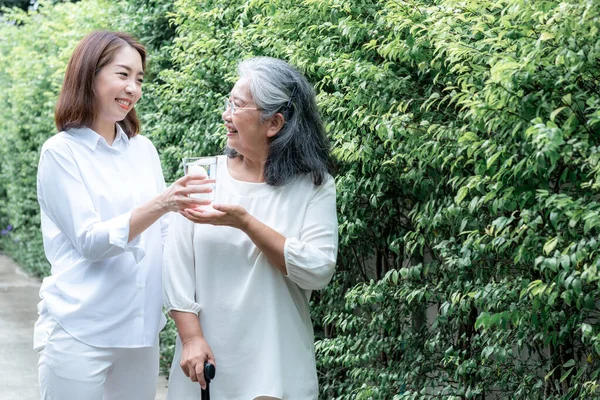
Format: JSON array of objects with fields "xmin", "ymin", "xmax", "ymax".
[
  {"xmin": 235, "ymin": 155, "xmax": 267, "ymax": 183},
  {"xmin": 91, "ymin": 119, "xmax": 116, "ymax": 146}
]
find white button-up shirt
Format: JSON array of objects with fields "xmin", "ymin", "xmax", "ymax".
[{"xmin": 36, "ymin": 125, "xmax": 168, "ymax": 348}]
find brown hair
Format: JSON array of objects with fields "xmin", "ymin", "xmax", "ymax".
[{"xmin": 55, "ymin": 31, "xmax": 146, "ymax": 137}]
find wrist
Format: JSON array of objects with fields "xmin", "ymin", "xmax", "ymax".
[
  {"xmin": 181, "ymin": 334, "xmax": 205, "ymax": 345},
  {"xmin": 239, "ymin": 212, "xmax": 254, "ymax": 232},
  {"xmin": 154, "ymin": 192, "xmax": 170, "ymax": 215}
]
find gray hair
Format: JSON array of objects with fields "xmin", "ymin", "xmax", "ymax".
[{"xmin": 225, "ymin": 57, "xmax": 333, "ymax": 186}]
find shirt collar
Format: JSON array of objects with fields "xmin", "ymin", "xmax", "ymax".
[
  {"xmin": 66, "ymin": 124, "xmax": 130, "ymax": 151},
  {"xmin": 113, "ymin": 124, "xmax": 130, "ymax": 148}
]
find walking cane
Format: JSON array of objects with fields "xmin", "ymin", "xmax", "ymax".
[{"xmin": 201, "ymin": 362, "xmax": 216, "ymax": 400}]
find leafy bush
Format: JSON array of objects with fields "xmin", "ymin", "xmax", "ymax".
[{"xmin": 135, "ymin": 0, "xmax": 599, "ymax": 397}]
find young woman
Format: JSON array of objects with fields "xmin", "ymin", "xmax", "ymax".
[
  {"xmin": 34, "ymin": 31, "xmax": 211, "ymax": 400},
  {"xmin": 163, "ymin": 57, "xmax": 338, "ymax": 399}
]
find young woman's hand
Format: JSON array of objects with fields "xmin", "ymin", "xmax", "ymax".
[{"xmin": 160, "ymin": 173, "xmax": 215, "ymax": 213}]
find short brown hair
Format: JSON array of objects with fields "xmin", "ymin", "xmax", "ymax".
[{"xmin": 55, "ymin": 31, "xmax": 146, "ymax": 138}]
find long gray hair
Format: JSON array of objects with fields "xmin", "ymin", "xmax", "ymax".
[{"xmin": 225, "ymin": 57, "xmax": 333, "ymax": 186}]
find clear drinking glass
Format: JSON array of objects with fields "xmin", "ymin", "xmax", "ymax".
[{"xmin": 182, "ymin": 156, "xmax": 217, "ymax": 201}]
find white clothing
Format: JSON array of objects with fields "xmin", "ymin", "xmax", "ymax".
[
  {"xmin": 163, "ymin": 155, "xmax": 338, "ymax": 400},
  {"xmin": 38, "ymin": 321, "xmax": 159, "ymax": 400},
  {"xmin": 35, "ymin": 125, "xmax": 168, "ymax": 349}
]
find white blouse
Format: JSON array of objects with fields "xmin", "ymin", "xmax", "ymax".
[
  {"xmin": 163, "ymin": 155, "xmax": 338, "ymax": 400},
  {"xmin": 35, "ymin": 125, "xmax": 168, "ymax": 348}
]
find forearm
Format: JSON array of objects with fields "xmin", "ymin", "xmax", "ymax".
[
  {"xmin": 128, "ymin": 195, "xmax": 168, "ymax": 242},
  {"xmin": 129, "ymin": 173, "xmax": 214, "ymax": 242},
  {"xmin": 171, "ymin": 310, "xmax": 206, "ymax": 343},
  {"xmin": 241, "ymin": 215, "xmax": 287, "ymax": 274}
]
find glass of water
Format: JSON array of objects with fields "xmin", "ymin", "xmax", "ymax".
[{"xmin": 182, "ymin": 156, "xmax": 217, "ymax": 201}]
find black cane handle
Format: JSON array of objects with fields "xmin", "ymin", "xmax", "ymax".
[
  {"xmin": 201, "ymin": 362, "xmax": 216, "ymax": 400},
  {"xmin": 204, "ymin": 362, "xmax": 216, "ymax": 382}
]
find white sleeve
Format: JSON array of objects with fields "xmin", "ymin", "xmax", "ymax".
[
  {"xmin": 163, "ymin": 212, "xmax": 201, "ymax": 315},
  {"xmin": 37, "ymin": 147, "xmax": 145, "ymax": 263},
  {"xmin": 150, "ymin": 145, "xmax": 170, "ymax": 246},
  {"xmin": 284, "ymin": 176, "xmax": 338, "ymax": 290}
]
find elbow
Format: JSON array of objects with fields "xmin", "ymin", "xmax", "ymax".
[
  {"xmin": 289, "ymin": 259, "xmax": 336, "ymax": 291},
  {"xmin": 77, "ymin": 231, "xmax": 122, "ymax": 262},
  {"xmin": 78, "ymin": 236, "xmax": 102, "ymax": 261},
  {"xmin": 312, "ymin": 262, "xmax": 336, "ymax": 290},
  {"xmin": 79, "ymin": 244, "xmax": 107, "ymax": 262}
]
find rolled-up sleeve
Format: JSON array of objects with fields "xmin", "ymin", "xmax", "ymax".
[
  {"xmin": 284, "ymin": 176, "xmax": 338, "ymax": 290},
  {"xmin": 38, "ymin": 147, "xmax": 145, "ymax": 263},
  {"xmin": 163, "ymin": 212, "xmax": 202, "ymax": 315}
]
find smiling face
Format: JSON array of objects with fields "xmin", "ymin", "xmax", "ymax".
[
  {"xmin": 223, "ymin": 76, "xmax": 284, "ymax": 161},
  {"xmin": 92, "ymin": 45, "xmax": 144, "ymax": 130}
]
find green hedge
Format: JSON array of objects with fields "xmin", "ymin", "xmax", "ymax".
[{"xmin": 1, "ymin": 0, "xmax": 599, "ymax": 398}]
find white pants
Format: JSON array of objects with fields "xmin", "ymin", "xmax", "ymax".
[{"xmin": 37, "ymin": 323, "xmax": 159, "ymax": 400}]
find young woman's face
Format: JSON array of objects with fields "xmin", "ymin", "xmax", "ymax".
[{"xmin": 93, "ymin": 45, "xmax": 144, "ymax": 125}]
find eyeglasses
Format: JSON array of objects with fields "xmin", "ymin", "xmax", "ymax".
[{"xmin": 224, "ymin": 98, "xmax": 261, "ymax": 115}]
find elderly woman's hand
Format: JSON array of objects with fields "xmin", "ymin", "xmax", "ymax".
[
  {"xmin": 179, "ymin": 335, "xmax": 216, "ymax": 390},
  {"xmin": 160, "ymin": 174, "xmax": 215, "ymax": 213},
  {"xmin": 180, "ymin": 204, "xmax": 251, "ymax": 230},
  {"xmin": 182, "ymin": 203, "xmax": 287, "ymax": 273}
]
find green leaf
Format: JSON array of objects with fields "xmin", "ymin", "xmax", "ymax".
[
  {"xmin": 543, "ymin": 237, "xmax": 558, "ymax": 255},
  {"xmin": 550, "ymin": 106, "xmax": 567, "ymax": 121},
  {"xmin": 486, "ymin": 151, "xmax": 502, "ymax": 169},
  {"xmin": 540, "ymin": 32, "xmax": 555, "ymax": 41},
  {"xmin": 563, "ymin": 359, "xmax": 575, "ymax": 368},
  {"xmin": 455, "ymin": 186, "xmax": 468, "ymax": 204},
  {"xmin": 560, "ymin": 367, "xmax": 574, "ymax": 383},
  {"xmin": 572, "ymin": 278, "xmax": 582, "ymax": 296}
]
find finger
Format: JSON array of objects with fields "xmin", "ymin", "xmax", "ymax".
[
  {"xmin": 182, "ymin": 198, "xmax": 212, "ymax": 207},
  {"xmin": 180, "ymin": 209, "xmax": 202, "ymax": 220},
  {"xmin": 174, "ymin": 174, "xmax": 187, "ymax": 184},
  {"xmin": 184, "ymin": 207, "xmax": 204, "ymax": 215},
  {"xmin": 180, "ymin": 361, "xmax": 190, "ymax": 378},
  {"xmin": 184, "ymin": 208, "xmax": 223, "ymax": 219},
  {"xmin": 186, "ymin": 178, "xmax": 215, "ymax": 185},
  {"xmin": 210, "ymin": 203, "xmax": 230, "ymax": 212},
  {"xmin": 195, "ymin": 363, "xmax": 206, "ymax": 389},
  {"xmin": 184, "ymin": 172, "xmax": 208, "ymax": 180},
  {"xmin": 180, "ymin": 210, "xmax": 213, "ymax": 225},
  {"xmin": 208, "ymin": 355, "xmax": 217, "ymax": 369},
  {"xmin": 181, "ymin": 185, "xmax": 214, "ymax": 196},
  {"xmin": 186, "ymin": 205, "xmax": 224, "ymax": 214},
  {"xmin": 189, "ymin": 363, "xmax": 199, "ymax": 382}
]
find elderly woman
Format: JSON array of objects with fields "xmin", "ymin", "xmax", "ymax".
[{"xmin": 163, "ymin": 57, "xmax": 338, "ymax": 399}]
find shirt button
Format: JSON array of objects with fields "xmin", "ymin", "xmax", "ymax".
[
  {"xmin": 137, "ymin": 284, "xmax": 145, "ymax": 289},
  {"xmin": 136, "ymin": 312, "xmax": 143, "ymax": 318}
]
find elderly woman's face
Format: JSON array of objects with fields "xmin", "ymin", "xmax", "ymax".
[{"xmin": 222, "ymin": 77, "xmax": 272, "ymax": 158}]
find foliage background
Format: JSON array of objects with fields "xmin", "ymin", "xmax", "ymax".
[{"xmin": 1, "ymin": 0, "xmax": 599, "ymax": 398}]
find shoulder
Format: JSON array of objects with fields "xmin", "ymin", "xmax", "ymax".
[
  {"xmin": 129, "ymin": 133, "xmax": 155, "ymax": 148},
  {"xmin": 321, "ymin": 174, "xmax": 336, "ymax": 188},
  {"xmin": 313, "ymin": 174, "xmax": 336, "ymax": 198},
  {"xmin": 40, "ymin": 131, "xmax": 73, "ymax": 157},
  {"xmin": 295, "ymin": 173, "xmax": 335, "ymax": 189},
  {"xmin": 128, "ymin": 134, "xmax": 159, "ymax": 155},
  {"xmin": 286, "ymin": 173, "xmax": 336, "ymax": 198}
]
